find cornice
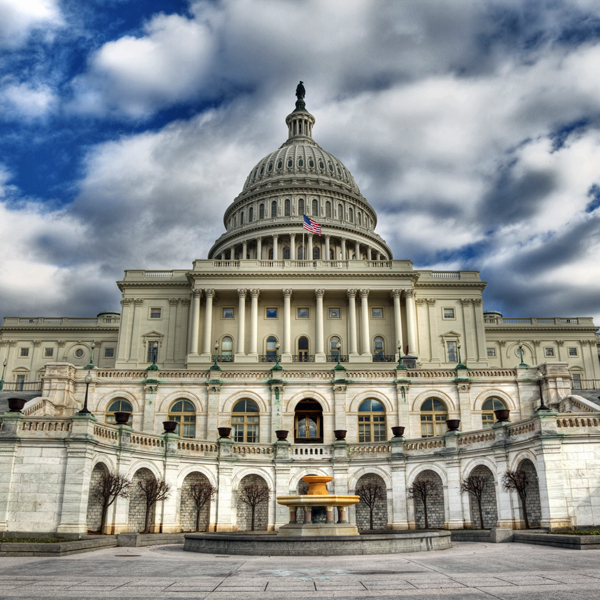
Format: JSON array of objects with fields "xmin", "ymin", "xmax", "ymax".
[
  {"xmin": 0, "ymin": 326, "xmax": 120, "ymax": 333},
  {"xmin": 485, "ymin": 325, "xmax": 599, "ymax": 333}
]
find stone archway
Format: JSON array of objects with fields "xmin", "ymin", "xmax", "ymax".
[
  {"xmin": 468, "ymin": 465, "xmax": 498, "ymax": 529},
  {"xmin": 237, "ymin": 474, "xmax": 269, "ymax": 531},
  {"xmin": 354, "ymin": 473, "xmax": 388, "ymax": 530},
  {"xmin": 128, "ymin": 468, "xmax": 156, "ymax": 533},
  {"xmin": 518, "ymin": 459, "xmax": 542, "ymax": 528},
  {"xmin": 413, "ymin": 470, "xmax": 445, "ymax": 529},
  {"xmin": 86, "ymin": 463, "xmax": 108, "ymax": 533},
  {"xmin": 180, "ymin": 472, "xmax": 212, "ymax": 532}
]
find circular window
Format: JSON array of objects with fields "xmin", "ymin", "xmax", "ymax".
[
  {"xmin": 287, "ymin": 159, "xmax": 293, "ymax": 168},
  {"xmin": 277, "ymin": 160, "xmax": 283, "ymax": 169},
  {"xmin": 268, "ymin": 163, "xmax": 273, "ymax": 172},
  {"xmin": 75, "ymin": 349, "xmax": 84, "ymax": 358},
  {"xmin": 309, "ymin": 159, "xmax": 314, "ymax": 168},
  {"xmin": 319, "ymin": 161, "xmax": 324, "ymax": 169},
  {"xmin": 328, "ymin": 164, "xmax": 333, "ymax": 172},
  {"xmin": 298, "ymin": 159, "xmax": 304, "ymax": 167}
]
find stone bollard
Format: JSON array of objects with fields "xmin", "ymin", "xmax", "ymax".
[
  {"xmin": 490, "ymin": 528, "xmax": 514, "ymax": 543},
  {"xmin": 118, "ymin": 532, "xmax": 141, "ymax": 547}
]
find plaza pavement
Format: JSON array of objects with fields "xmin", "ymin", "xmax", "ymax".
[{"xmin": 0, "ymin": 541, "xmax": 598, "ymax": 599}]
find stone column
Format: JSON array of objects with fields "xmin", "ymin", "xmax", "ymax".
[
  {"xmin": 290, "ymin": 234, "xmax": 296, "ymax": 261},
  {"xmin": 160, "ymin": 452, "xmax": 181, "ymax": 533},
  {"xmin": 249, "ymin": 289, "xmax": 259, "ymax": 356},
  {"xmin": 392, "ymin": 289, "xmax": 403, "ymax": 353},
  {"xmin": 236, "ymin": 289, "xmax": 246, "ymax": 356},
  {"xmin": 220, "ymin": 252, "xmax": 224, "ymax": 260},
  {"xmin": 315, "ymin": 289, "xmax": 325, "ymax": 361},
  {"xmin": 257, "ymin": 237, "xmax": 262, "ymax": 260},
  {"xmin": 367, "ymin": 247, "xmax": 372, "ymax": 260},
  {"xmin": 189, "ymin": 291, "xmax": 201, "ymax": 355},
  {"xmin": 359, "ymin": 289, "xmax": 371, "ymax": 357},
  {"xmin": 445, "ymin": 456, "xmax": 465, "ymax": 529},
  {"xmin": 341, "ymin": 238, "xmax": 346, "ymax": 260},
  {"xmin": 273, "ymin": 234, "xmax": 279, "ymax": 260},
  {"xmin": 404, "ymin": 289, "xmax": 418, "ymax": 355},
  {"xmin": 283, "ymin": 289, "xmax": 292, "ymax": 358},
  {"xmin": 129, "ymin": 298, "xmax": 144, "ymax": 363},
  {"xmin": 242, "ymin": 240, "xmax": 247, "ymax": 259},
  {"xmin": 202, "ymin": 289, "xmax": 215, "ymax": 356},
  {"xmin": 389, "ymin": 459, "xmax": 409, "ymax": 529},
  {"xmin": 347, "ymin": 289, "xmax": 358, "ymax": 356},
  {"xmin": 473, "ymin": 298, "xmax": 486, "ymax": 363},
  {"xmin": 307, "ymin": 234, "xmax": 313, "ymax": 260},
  {"xmin": 325, "ymin": 235, "xmax": 330, "ymax": 260},
  {"xmin": 427, "ymin": 299, "xmax": 439, "ymax": 363},
  {"xmin": 116, "ymin": 298, "xmax": 133, "ymax": 362},
  {"xmin": 354, "ymin": 240, "xmax": 360, "ymax": 260}
]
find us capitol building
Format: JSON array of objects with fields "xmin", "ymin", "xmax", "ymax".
[{"xmin": 0, "ymin": 86, "xmax": 599, "ymax": 535}]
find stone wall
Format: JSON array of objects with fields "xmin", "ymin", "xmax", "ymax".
[
  {"xmin": 85, "ymin": 463, "xmax": 107, "ymax": 533},
  {"xmin": 237, "ymin": 474, "xmax": 269, "ymax": 531},
  {"xmin": 354, "ymin": 473, "xmax": 388, "ymax": 530},
  {"xmin": 467, "ymin": 465, "xmax": 498, "ymax": 529},
  {"xmin": 128, "ymin": 469, "xmax": 156, "ymax": 533},
  {"xmin": 413, "ymin": 470, "xmax": 445, "ymax": 529},
  {"xmin": 519, "ymin": 459, "xmax": 541, "ymax": 528},
  {"xmin": 179, "ymin": 472, "xmax": 211, "ymax": 532}
]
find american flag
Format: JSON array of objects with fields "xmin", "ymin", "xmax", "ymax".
[{"xmin": 303, "ymin": 214, "xmax": 321, "ymax": 235}]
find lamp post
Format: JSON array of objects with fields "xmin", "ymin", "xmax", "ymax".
[
  {"xmin": 396, "ymin": 341, "xmax": 406, "ymax": 371},
  {"xmin": 84, "ymin": 342, "xmax": 96, "ymax": 369},
  {"xmin": 517, "ymin": 340, "xmax": 528, "ymax": 367},
  {"xmin": 537, "ymin": 377, "xmax": 551, "ymax": 411},
  {"xmin": 211, "ymin": 341, "xmax": 221, "ymax": 371},
  {"xmin": 456, "ymin": 343, "xmax": 466, "ymax": 370},
  {"xmin": 0, "ymin": 359, "xmax": 6, "ymax": 391},
  {"xmin": 336, "ymin": 342, "xmax": 342, "ymax": 368},
  {"xmin": 152, "ymin": 341, "xmax": 158, "ymax": 366},
  {"xmin": 77, "ymin": 371, "xmax": 93, "ymax": 415}
]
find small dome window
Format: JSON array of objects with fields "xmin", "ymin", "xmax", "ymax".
[
  {"xmin": 344, "ymin": 170, "xmax": 348, "ymax": 179},
  {"xmin": 319, "ymin": 161, "xmax": 324, "ymax": 169},
  {"xmin": 277, "ymin": 160, "xmax": 283, "ymax": 169},
  {"xmin": 328, "ymin": 164, "xmax": 334, "ymax": 172},
  {"xmin": 260, "ymin": 166, "xmax": 264, "ymax": 175},
  {"xmin": 337, "ymin": 166, "xmax": 341, "ymax": 175},
  {"xmin": 287, "ymin": 159, "xmax": 293, "ymax": 168},
  {"xmin": 298, "ymin": 158, "xmax": 304, "ymax": 167},
  {"xmin": 268, "ymin": 163, "xmax": 273, "ymax": 172},
  {"xmin": 309, "ymin": 159, "xmax": 314, "ymax": 168}
]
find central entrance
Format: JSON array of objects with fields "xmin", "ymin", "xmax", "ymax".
[{"xmin": 294, "ymin": 399, "xmax": 323, "ymax": 443}]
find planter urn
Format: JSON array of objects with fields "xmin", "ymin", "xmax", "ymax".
[
  {"xmin": 391, "ymin": 426, "xmax": 405, "ymax": 438},
  {"xmin": 275, "ymin": 429, "xmax": 289, "ymax": 441},
  {"xmin": 333, "ymin": 429, "xmax": 347, "ymax": 441},
  {"xmin": 162, "ymin": 421, "xmax": 178, "ymax": 433},
  {"xmin": 217, "ymin": 427, "xmax": 232, "ymax": 439},
  {"xmin": 7, "ymin": 398, "xmax": 27, "ymax": 413},
  {"xmin": 494, "ymin": 409, "xmax": 510, "ymax": 422},
  {"xmin": 446, "ymin": 419, "xmax": 461, "ymax": 432},
  {"xmin": 114, "ymin": 412, "xmax": 131, "ymax": 425}
]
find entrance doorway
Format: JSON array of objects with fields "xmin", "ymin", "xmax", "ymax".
[{"xmin": 294, "ymin": 399, "xmax": 323, "ymax": 443}]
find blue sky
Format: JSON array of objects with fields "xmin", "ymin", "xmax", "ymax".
[{"xmin": 1, "ymin": 0, "xmax": 600, "ymax": 324}]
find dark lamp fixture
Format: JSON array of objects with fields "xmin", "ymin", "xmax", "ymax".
[{"xmin": 77, "ymin": 371, "xmax": 93, "ymax": 415}]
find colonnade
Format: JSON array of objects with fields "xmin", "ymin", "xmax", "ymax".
[
  {"xmin": 216, "ymin": 232, "xmax": 388, "ymax": 262},
  {"xmin": 187, "ymin": 287, "xmax": 419, "ymax": 361}
]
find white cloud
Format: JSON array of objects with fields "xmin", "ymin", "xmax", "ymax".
[
  {"xmin": 0, "ymin": 0, "xmax": 62, "ymax": 49},
  {"xmin": 0, "ymin": 81, "xmax": 56, "ymax": 119}
]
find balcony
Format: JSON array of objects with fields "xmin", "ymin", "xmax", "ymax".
[
  {"xmin": 292, "ymin": 355, "xmax": 315, "ymax": 362},
  {"xmin": 373, "ymin": 354, "xmax": 396, "ymax": 363},
  {"xmin": 1, "ymin": 381, "xmax": 43, "ymax": 392},
  {"xmin": 211, "ymin": 354, "xmax": 234, "ymax": 363}
]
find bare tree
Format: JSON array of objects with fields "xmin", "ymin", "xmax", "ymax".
[
  {"xmin": 356, "ymin": 480, "xmax": 386, "ymax": 530},
  {"xmin": 460, "ymin": 475, "xmax": 487, "ymax": 529},
  {"xmin": 137, "ymin": 477, "xmax": 171, "ymax": 534},
  {"xmin": 238, "ymin": 480, "xmax": 270, "ymax": 531},
  {"xmin": 189, "ymin": 479, "xmax": 217, "ymax": 532},
  {"xmin": 502, "ymin": 469, "xmax": 531, "ymax": 529},
  {"xmin": 407, "ymin": 479, "xmax": 437, "ymax": 530},
  {"xmin": 90, "ymin": 470, "xmax": 131, "ymax": 534}
]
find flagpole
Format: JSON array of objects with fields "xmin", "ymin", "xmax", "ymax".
[{"xmin": 302, "ymin": 214, "xmax": 305, "ymax": 262}]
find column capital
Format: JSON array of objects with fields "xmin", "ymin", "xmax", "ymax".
[
  {"xmin": 390, "ymin": 289, "xmax": 402, "ymax": 299},
  {"xmin": 134, "ymin": 298, "xmax": 144, "ymax": 305},
  {"xmin": 473, "ymin": 298, "xmax": 483, "ymax": 306},
  {"xmin": 273, "ymin": 233, "xmax": 279, "ymax": 239},
  {"xmin": 169, "ymin": 298, "xmax": 179, "ymax": 306},
  {"xmin": 250, "ymin": 289, "xmax": 260, "ymax": 299},
  {"xmin": 192, "ymin": 290, "xmax": 202, "ymax": 299},
  {"xmin": 121, "ymin": 298, "xmax": 133, "ymax": 306},
  {"xmin": 205, "ymin": 289, "xmax": 216, "ymax": 299},
  {"xmin": 460, "ymin": 298, "xmax": 472, "ymax": 306},
  {"xmin": 359, "ymin": 289, "xmax": 369, "ymax": 299},
  {"xmin": 347, "ymin": 289, "xmax": 357, "ymax": 299},
  {"xmin": 403, "ymin": 288, "xmax": 415, "ymax": 298},
  {"xmin": 282, "ymin": 289, "xmax": 293, "ymax": 298},
  {"xmin": 290, "ymin": 232, "xmax": 296, "ymax": 239},
  {"xmin": 237, "ymin": 288, "xmax": 247, "ymax": 298},
  {"xmin": 426, "ymin": 298, "xmax": 436, "ymax": 306},
  {"xmin": 315, "ymin": 289, "xmax": 325, "ymax": 299}
]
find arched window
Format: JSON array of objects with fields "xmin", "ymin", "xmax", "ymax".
[
  {"xmin": 338, "ymin": 204, "xmax": 343, "ymax": 220},
  {"xmin": 221, "ymin": 336, "xmax": 233, "ymax": 362},
  {"xmin": 313, "ymin": 246, "xmax": 320, "ymax": 259},
  {"xmin": 259, "ymin": 204, "xmax": 265, "ymax": 219},
  {"xmin": 106, "ymin": 399, "xmax": 133, "ymax": 424},
  {"xmin": 348, "ymin": 208, "xmax": 354, "ymax": 223},
  {"xmin": 326, "ymin": 201, "xmax": 332, "ymax": 218},
  {"xmin": 298, "ymin": 198, "xmax": 305, "ymax": 214},
  {"xmin": 268, "ymin": 248, "xmax": 273, "ymax": 259},
  {"xmin": 285, "ymin": 199, "xmax": 291, "ymax": 216},
  {"xmin": 240, "ymin": 212, "xmax": 244, "ymax": 225},
  {"xmin": 312, "ymin": 199, "xmax": 318, "ymax": 216},
  {"xmin": 357, "ymin": 211, "xmax": 361, "ymax": 226},
  {"xmin": 169, "ymin": 400, "xmax": 196, "ymax": 438},
  {"xmin": 283, "ymin": 246, "xmax": 290, "ymax": 259},
  {"xmin": 232, "ymin": 399, "xmax": 259, "ymax": 443},
  {"xmin": 271, "ymin": 200, "xmax": 277, "ymax": 218},
  {"xmin": 482, "ymin": 397, "xmax": 506, "ymax": 428},
  {"xmin": 266, "ymin": 336, "xmax": 277, "ymax": 362},
  {"xmin": 358, "ymin": 399, "xmax": 386, "ymax": 442},
  {"xmin": 249, "ymin": 207, "xmax": 254, "ymax": 222},
  {"xmin": 420, "ymin": 399, "xmax": 448, "ymax": 438},
  {"xmin": 298, "ymin": 336, "xmax": 309, "ymax": 361},
  {"xmin": 295, "ymin": 399, "xmax": 323, "ymax": 442},
  {"xmin": 373, "ymin": 336, "xmax": 385, "ymax": 360},
  {"xmin": 330, "ymin": 336, "xmax": 340, "ymax": 361}
]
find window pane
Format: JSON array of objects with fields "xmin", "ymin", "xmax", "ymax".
[
  {"xmin": 329, "ymin": 308, "xmax": 340, "ymax": 318},
  {"xmin": 372, "ymin": 308, "xmax": 383, "ymax": 318},
  {"xmin": 487, "ymin": 348, "xmax": 496, "ymax": 356},
  {"xmin": 298, "ymin": 308, "xmax": 309, "ymax": 318},
  {"xmin": 267, "ymin": 308, "xmax": 277, "ymax": 318},
  {"xmin": 223, "ymin": 308, "xmax": 234, "ymax": 318},
  {"xmin": 447, "ymin": 341, "xmax": 457, "ymax": 362},
  {"xmin": 444, "ymin": 308, "xmax": 454, "ymax": 318}
]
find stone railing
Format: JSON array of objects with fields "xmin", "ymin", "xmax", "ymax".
[
  {"xmin": 403, "ymin": 437, "xmax": 446, "ymax": 452},
  {"xmin": 19, "ymin": 418, "xmax": 71, "ymax": 434},
  {"xmin": 93, "ymin": 423, "xmax": 119, "ymax": 442},
  {"xmin": 348, "ymin": 442, "xmax": 391, "ymax": 457},
  {"xmin": 557, "ymin": 415, "xmax": 600, "ymax": 428},
  {"xmin": 457, "ymin": 431, "xmax": 496, "ymax": 446},
  {"xmin": 130, "ymin": 433, "xmax": 165, "ymax": 449},
  {"xmin": 177, "ymin": 441, "xmax": 218, "ymax": 454},
  {"xmin": 291, "ymin": 444, "xmax": 332, "ymax": 458},
  {"xmin": 507, "ymin": 420, "xmax": 537, "ymax": 437},
  {"xmin": 233, "ymin": 444, "xmax": 275, "ymax": 456}
]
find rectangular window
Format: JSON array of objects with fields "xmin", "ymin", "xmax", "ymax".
[
  {"xmin": 266, "ymin": 308, "xmax": 277, "ymax": 319},
  {"xmin": 104, "ymin": 348, "xmax": 115, "ymax": 358},
  {"xmin": 298, "ymin": 308, "xmax": 309, "ymax": 319},
  {"xmin": 223, "ymin": 308, "xmax": 234, "ymax": 319},
  {"xmin": 329, "ymin": 308, "xmax": 340, "ymax": 319},
  {"xmin": 372, "ymin": 308, "xmax": 383, "ymax": 319},
  {"xmin": 443, "ymin": 308, "xmax": 455, "ymax": 319},
  {"xmin": 545, "ymin": 347, "xmax": 555, "ymax": 357},
  {"xmin": 44, "ymin": 348, "xmax": 53, "ymax": 357},
  {"xmin": 19, "ymin": 348, "xmax": 29, "ymax": 357},
  {"xmin": 568, "ymin": 347, "xmax": 578, "ymax": 357},
  {"xmin": 147, "ymin": 343, "xmax": 158, "ymax": 362},
  {"xmin": 487, "ymin": 348, "xmax": 496, "ymax": 357},
  {"xmin": 447, "ymin": 341, "xmax": 458, "ymax": 362},
  {"xmin": 16, "ymin": 374, "xmax": 25, "ymax": 390},
  {"xmin": 572, "ymin": 373, "xmax": 582, "ymax": 389},
  {"xmin": 150, "ymin": 308, "xmax": 161, "ymax": 319}
]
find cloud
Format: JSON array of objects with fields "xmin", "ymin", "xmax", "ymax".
[
  {"xmin": 0, "ymin": 81, "xmax": 57, "ymax": 120},
  {"xmin": 0, "ymin": 0, "xmax": 63, "ymax": 49}
]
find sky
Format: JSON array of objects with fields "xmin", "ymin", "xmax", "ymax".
[{"xmin": 1, "ymin": 0, "xmax": 600, "ymax": 323}]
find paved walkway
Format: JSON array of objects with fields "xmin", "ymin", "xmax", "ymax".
[{"xmin": 0, "ymin": 541, "xmax": 598, "ymax": 599}]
